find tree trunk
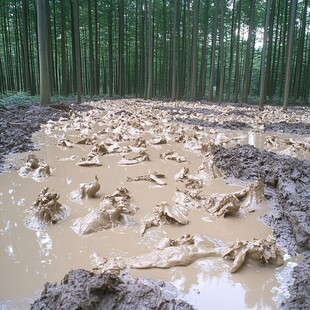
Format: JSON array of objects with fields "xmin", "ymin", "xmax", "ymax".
[
  {"xmin": 88, "ymin": 0, "xmax": 94, "ymax": 97},
  {"xmin": 60, "ymin": 0, "xmax": 68, "ymax": 96},
  {"xmin": 146, "ymin": 0, "xmax": 153, "ymax": 99},
  {"xmin": 293, "ymin": 0, "xmax": 308, "ymax": 102},
  {"xmin": 208, "ymin": 0, "xmax": 219, "ymax": 102},
  {"xmin": 218, "ymin": 0, "xmax": 225, "ymax": 103},
  {"xmin": 241, "ymin": 0, "xmax": 255, "ymax": 105},
  {"xmin": 189, "ymin": 0, "xmax": 200, "ymax": 101},
  {"xmin": 283, "ymin": 0, "xmax": 297, "ymax": 110},
  {"xmin": 37, "ymin": 0, "xmax": 51, "ymax": 105},
  {"xmin": 72, "ymin": 0, "xmax": 82, "ymax": 103},
  {"xmin": 171, "ymin": 0, "xmax": 180, "ymax": 101},
  {"xmin": 259, "ymin": 0, "xmax": 272, "ymax": 110},
  {"xmin": 118, "ymin": 0, "xmax": 125, "ymax": 96}
]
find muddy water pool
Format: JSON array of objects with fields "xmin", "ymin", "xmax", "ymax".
[{"xmin": 0, "ymin": 102, "xmax": 306, "ymax": 309}]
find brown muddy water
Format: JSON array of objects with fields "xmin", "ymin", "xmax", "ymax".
[{"xmin": 0, "ymin": 101, "xmax": 306, "ymax": 309}]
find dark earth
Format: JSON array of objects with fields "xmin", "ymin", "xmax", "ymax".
[{"xmin": 0, "ymin": 102, "xmax": 309, "ymax": 309}]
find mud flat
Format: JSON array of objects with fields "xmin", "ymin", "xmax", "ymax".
[{"xmin": 0, "ymin": 99, "xmax": 309, "ymax": 309}]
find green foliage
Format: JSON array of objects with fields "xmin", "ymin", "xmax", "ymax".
[{"xmin": 0, "ymin": 92, "xmax": 39, "ymax": 106}]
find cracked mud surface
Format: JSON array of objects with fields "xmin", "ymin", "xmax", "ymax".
[{"xmin": 0, "ymin": 100, "xmax": 309, "ymax": 309}]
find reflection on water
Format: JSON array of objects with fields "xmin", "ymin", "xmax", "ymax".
[{"xmin": 0, "ymin": 103, "xmax": 307, "ymax": 309}]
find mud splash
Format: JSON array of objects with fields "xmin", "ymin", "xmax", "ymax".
[{"xmin": 0, "ymin": 99, "xmax": 309, "ymax": 309}]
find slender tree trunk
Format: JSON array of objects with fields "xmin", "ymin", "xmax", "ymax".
[
  {"xmin": 208, "ymin": 1, "xmax": 219, "ymax": 102},
  {"xmin": 118, "ymin": 0, "xmax": 125, "ymax": 96},
  {"xmin": 60, "ymin": 0, "xmax": 68, "ymax": 96},
  {"xmin": 189, "ymin": 0, "xmax": 200, "ymax": 101},
  {"xmin": 199, "ymin": 0, "xmax": 209, "ymax": 98},
  {"xmin": 218, "ymin": 0, "xmax": 225, "ymax": 103},
  {"xmin": 88, "ymin": 0, "xmax": 94, "ymax": 97},
  {"xmin": 283, "ymin": 0, "xmax": 297, "ymax": 110},
  {"xmin": 22, "ymin": 0, "xmax": 32, "ymax": 93},
  {"xmin": 72, "ymin": 0, "xmax": 82, "ymax": 103},
  {"xmin": 108, "ymin": 2, "xmax": 113, "ymax": 97},
  {"xmin": 37, "ymin": 0, "xmax": 50, "ymax": 105},
  {"xmin": 171, "ymin": 0, "xmax": 180, "ymax": 101},
  {"xmin": 94, "ymin": 0, "xmax": 99, "ymax": 95},
  {"xmin": 293, "ymin": 0, "xmax": 308, "ymax": 102},
  {"xmin": 146, "ymin": 0, "xmax": 153, "ymax": 99},
  {"xmin": 226, "ymin": 0, "xmax": 236, "ymax": 101},
  {"xmin": 234, "ymin": 0, "xmax": 241, "ymax": 103},
  {"xmin": 241, "ymin": 0, "xmax": 255, "ymax": 104},
  {"xmin": 259, "ymin": 0, "xmax": 272, "ymax": 110}
]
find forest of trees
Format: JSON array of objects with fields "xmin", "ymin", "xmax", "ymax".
[{"xmin": 0, "ymin": 0, "xmax": 309, "ymax": 108}]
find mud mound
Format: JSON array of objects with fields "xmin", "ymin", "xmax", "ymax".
[
  {"xmin": 0, "ymin": 103, "xmax": 93, "ymax": 173},
  {"xmin": 214, "ymin": 144, "xmax": 310, "ymax": 252},
  {"xmin": 265, "ymin": 122, "xmax": 310, "ymax": 136},
  {"xmin": 175, "ymin": 117, "xmax": 251, "ymax": 130},
  {"xmin": 31, "ymin": 269, "xmax": 193, "ymax": 310}
]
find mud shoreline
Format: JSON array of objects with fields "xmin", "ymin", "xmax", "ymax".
[{"xmin": 0, "ymin": 100, "xmax": 309, "ymax": 309}]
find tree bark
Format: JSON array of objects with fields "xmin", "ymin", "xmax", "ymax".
[
  {"xmin": 283, "ymin": 0, "xmax": 297, "ymax": 110},
  {"xmin": 72, "ymin": 0, "xmax": 82, "ymax": 103},
  {"xmin": 259, "ymin": 0, "xmax": 272, "ymax": 110},
  {"xmin": 37, "ymin": 0, "xmax": 51, "ymax": 105}
]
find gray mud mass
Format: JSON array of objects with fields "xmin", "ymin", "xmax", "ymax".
[
  {"xmin": 214, "ymin": 145, "xmax": 310, "ymax": 309},
  {"xmin": 30, "ymin": 269, "xmax": 193, "ymax": 310}
]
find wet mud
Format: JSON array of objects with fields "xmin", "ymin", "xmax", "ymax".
[
  {"xmin": 0, "ymin": 103, "xmax": 91, "ymax": 172},
  {"xmin": 214, "ymin": 144, "xmax": 310, "ymax": 308},
  {"xmin": 31, "ymin": 269, "xmax": 193, "ymax": 310},
  {"xmin": 1, "ymin": 99, "xmax": 310, "ymax": 309}
]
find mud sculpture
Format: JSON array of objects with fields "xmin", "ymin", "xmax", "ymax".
[
  {"xmin": 76, "ymin": 155, "xmax": 102, "ymax": 166},
  {"xmin": 196, "ymin": 155, "xmax": 222, "ymax": 179},
  {"xmin": 201, "ymin": 140, "xmax": 216, "ymax": 155},
  {"xmin": 160, "ymin": 150, "xmax": 187, "ymax": 163},
  {"xmin": 203, "ymin": 178, "xmax": 264, "ymax": 217},
  {"xmin": 234, "ymin": 177, "xmax": 264, "ymax": 210},
  {"xmin": 140, "ymin": 202, "xmax": 189, "ymax": 236},
  {"xmin": 25, "ymin": 187, "xmax": 68, "ymax": 229},
  {"xmin": 131, "ymin": 243, "xmax": 222, "ymax": 269},
  {"xmin": 133, "ymin": 137, "xmax": 147, "ymax": 148},
  {"xmin": 127, "ymin": 172, "xmax": 166, "ymax": 186},
  {"xmin": 70, "ymin": 175, "xmax": 101, "ymax": 199},
  {"xmin": 265, "ymin": 135, "xmax": 310, "ymax": 157},
  {"xmin": 96, "ymin": 235, "xmax": 222, "ymax": 271},
  {"xmin": 204, "ymin": 194, "xmax": 241, "ymax": 217},
  {"xmin": 174, "ymin": 188, "xmax": 202, "ymax": 210},
  {"xmin": 57, "ymin": 135, "xmax": 74, "ymax": 148},
  {"xmin": 150, "ymin": 136, "xmax": 167, "ymax": 145},
  {"xmin": 76, "ymin": 136, "xmax": 96, "ymax": 145},
  {"xmin": 19, "ymin": 154, "xmax": 51, "ymax": 178},
  {"xmin": 87, "ymin": 143, "xmax": 108, "ymax": 157},
  {"xmin": 223, "ymin": 235, "xmax": 284, "ymax": 273},
  {"xmin": 174, "ymin": 167, "xmax": 204, "ymax": 189},
  {"xmin": 118, "ymin": 151, "xmax": 150, "ymax": 165},
  {"xmin": 72, "ymin": 187, "xmax": 136, "ymax": 235},
  {"xmin": 157, "ymin": 234, "xmax": 196, "ymax": 250}
]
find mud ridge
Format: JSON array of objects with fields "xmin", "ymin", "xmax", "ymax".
[
  {"xmin": 30, "ymin": 269, "xmax": 193, "ymax": 310},
  {"xmin": 214, "ymin": 144, "xmax": 310, "ymax": 308}
]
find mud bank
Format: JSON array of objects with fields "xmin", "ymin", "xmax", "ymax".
[
  {"xmin": 0, "ymin": 103, "xmax": 89, "ymax": 173},
  {"xmin": 214, "ymin": 145, "xmax": 310, "ymax": 308},
  {"xmin": 31, "ymin": 269, "xmax": 193, "ymax": 310}
]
